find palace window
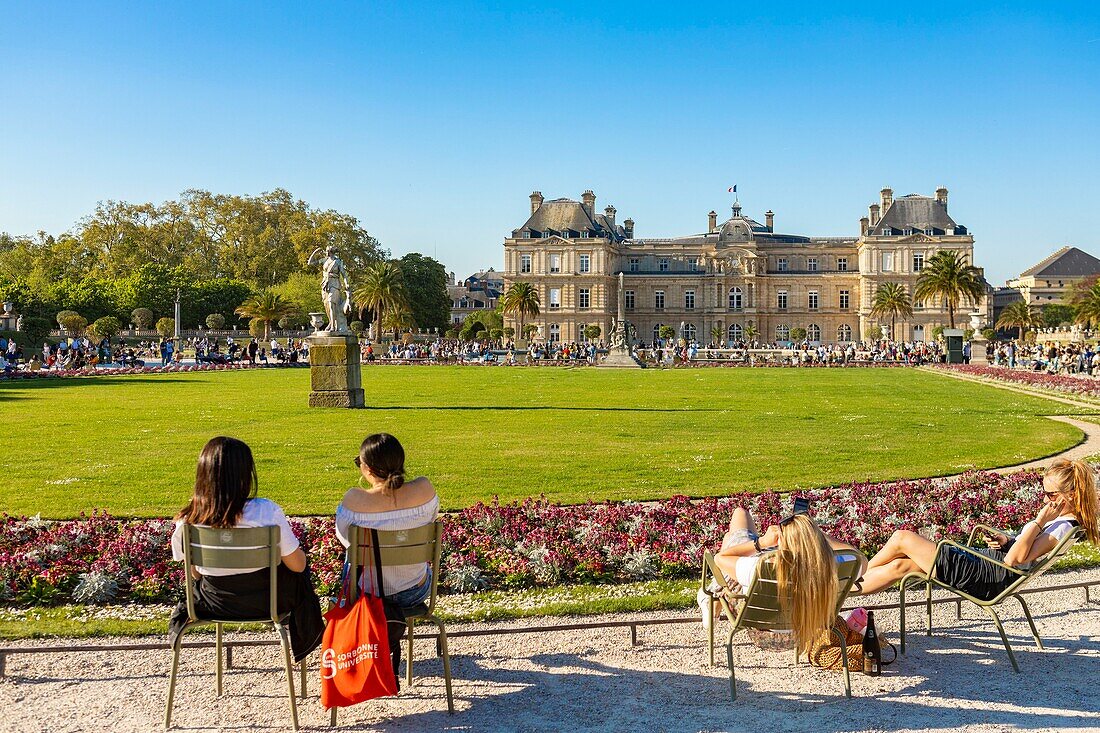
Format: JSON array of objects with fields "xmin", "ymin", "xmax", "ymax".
[
  {"xmin": 684, "ymin": 290, "xmax": 695, "ymax": 310},
  {"xmin": 807, "ymin": 257, "xmax": 818, "ymax": 272},
  {"xmin": 903, "ymin": 228, "xmax": 913, "ymax": 236},
  {"xmin": 881, "ymin": 227, "xmax": 892, "ymax": 236},
  {"xmin": 913, "ymin": 252, "xmax": 924, "ymax": 272},
  {"xmin": 549, "ymin": 288, "xmax": 561, "ymax": 309},
  {"xmin": 777, "ymin": 258, "xmax": 789, "ymax": 272},
  {"xmin": 683, "ymin": 323, "xmax": 697, "ymax": 342},
  {"xmin": 629, "ymin": 258, "xmax": 639, "ymax": 272},
  {"xmin": 837, "ymin": 324, "xmax": 852, "ymax": 341},
  {"xmin": 777, "ymin": 290, "xmax": 788, "ymax": 310},
  {"xmin": 581, "ymin": 231, "xmax": 590, "ymax": 238},
  {"xmin": 808, "ymin": 290, "xmax": 819, "ymax": 311},
  {"xmin": 839, "ymin": 289, "xmax": 850, "ymax": 310},
  {"xmin": 550, "ymin": 253, "xmax": 561, "ymax": 273},
  {"xmin": 728, "ymin": 323, "xmax": 743, "ymax": 342},
  {"xmin": 776, "ymin": 324, "xmax": 790, "ymax": 342},
  {"xmin": 548, "ymin": 323, "xmax": 560, "ymax": 342},
  {"xmin": 625, "ymin": 290, "xmax": 635, "ymax": 310},
  {"xmin": 578, "ymin": 288, "xmax": 590, "ymax": 309},
  {"xmin": 653, "ymin": 324, "xmax": 665, "ymax": 343},
  {"xmin": 659, "ymin": 257, "xmax": 670, "ymax": 272},
  {"xmin": 881, "ymin": 251, "xmax": 894, "ymax": 272},
  {"xmin": 837, "ymin": 257, "xmax": 848, "ymax": 272},
  {"xmin": 807, "ymin": 324, "xmax": 821, "ymax": 342},
  {"xmin": 654, "ymin": 290, "xmax": 665, "ymax": 310},
  {"xmin": 520, "ymin": 254, "xmax": 532, "ymax": 274},
  {"xmin": 561, "ymin": 230, "xmax": 570, "ymax": 239},
  {"xmin": 728, "ymin": 286, "xmax": 743, "ymax": 310},
  {"xmin": 579, "ymin": 254, "xmax": 591, "ymax": 273}
]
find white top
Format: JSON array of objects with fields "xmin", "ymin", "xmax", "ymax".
[
  {"xmin": 734, "ymin": 552, "xmax": 858, "ymax": 590},
  {"xmin": 336, "ymin": 494, "xmax": 440, "ymax": 595},
  {"xmin": 170, "ymin": 498, "xmax": 300, "ymax": 576},
  {"xmin": 1040, "ymin": 515, "xmax": 1077, "ymax": 544}
]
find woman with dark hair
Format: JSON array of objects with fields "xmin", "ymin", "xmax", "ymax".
[
  {"xmin": 336, "ymin": 433, "xmax": 439, "ymax": 609},
  {"xmin": 168, "ymin": 436, "xmax": 324, "ymax": 662}
]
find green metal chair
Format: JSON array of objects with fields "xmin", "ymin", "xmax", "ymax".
[
  {"xmin": 329, "ymin": 521, "xmax": 452, "ymax": 726},
  {"xmin": 701, "ymin": 548, "xmax": 866, "ymax": 700},
  {"xmin": 899, "ymin": 524, "xmax": 1085, "ymax": 672},
  {"xmin": 165, "ymin": 524, "xmax": 305, "ymax": 730}
]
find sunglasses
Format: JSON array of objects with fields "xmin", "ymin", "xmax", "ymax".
[
  {"xmin": 353, "ymin": 457, "xmax": 362, "ymax": 467},
  {"xmin": 1042, "ymin": 490, "xmax": 1064, "ymax": 499}
]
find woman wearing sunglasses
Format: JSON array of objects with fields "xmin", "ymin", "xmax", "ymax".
[
  {"xmin": 335, "ymin": 433, "xmax": 439, "ymax": 609},
  {"xmin": 856, "ymin": 458, "xmax": 1099, "ymax": 598}
]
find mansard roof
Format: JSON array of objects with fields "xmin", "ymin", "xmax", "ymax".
[
  {"xmin": 870, "ymin": 194, "xmax": 957, "ymax": 234},
  {"xmin": 515, "ymin": 198, "xmax": 626, "ymax": 240},
  {"xmin": 1019, "ymin": 246, "xmax": 1100, "ymax": 278}
]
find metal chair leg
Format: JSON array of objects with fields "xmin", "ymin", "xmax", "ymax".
[
  {"xmin": 164, "ymin": 633, "xmax": 185, "ymax": 730},
  {"xmin": 277, "ymin": 625, "xmax": 300, "ymax": 730},
  {"xmin": 432, "ymin": 618, "xmax": 454, "ymax": 714},
  {"xmin": 725, "ymin": 629, "xmax": 737, "ymax": 701},
  {"xmin": 1014, "ymin": 595, "xmax": 1044, "ymax": 650},
  {"xmin": 299, "ymin": 656, "xmax": 308, "ymax": 699},
  {"xmin": 899, "ymin": 577, "xmax": 909, "ymax": 654},
  {"xmin": 981, "ymin": 605, "xmax": 1020, "ymax": 673},
  {"xmin": 329, "ymin": 707, "xmax": 337, "ymax": 727},
  {"xmin": 708, "ymin": 599, "xmax": 716, "ymax": 666},
  {"xmin": 215, "ymin": 623, "xmax": 224, "ymax": 697},
  {"xmin": 836, "ymin": 627, "xmax": 852, "ymax": 699},
  {"xmin": 926, "ymin": 582, "xmax": 933, "ymax": 637},
  {"xmin": 406, "ymin": 619, "xmax": 415, "ymax": 687}
]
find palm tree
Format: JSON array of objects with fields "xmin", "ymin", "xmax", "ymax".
[
  {"xmin": 1072, "ymin": 282, "xmax": 1100, "ymax": 329},
  {"xmin": 353, "ymin": 261, "xmax": 406, "ymax": 338},
  {"xmin": 709, "ymin": 325, "xmax": 724, "ymax": 345},
  {"xmin": 914, "ymin": 250, "xmax": 985, "ymax": 329},
  {"xmin": 234, "ymin": 290, "xmax": 296, "ymax": 341},
  {"xmin": 381, "ymin": 302, "xmax": 416, "ymax": 339},
  {"xmin": 870, "ymin": 282, "xmax": 914, "ymax": 340},
  {"xmin": 500, "ymin": 282, "xmax": 541, "ymax": 340},
  {"xmin": 995, "ymin": 300, "xmax": 1041, "ymax": 339},
  {"xmin": 743, "ymin": 324, "xmax": 759, "ymax": 344}
]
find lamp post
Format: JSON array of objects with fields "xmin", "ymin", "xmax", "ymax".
[{"xmin": 174, "ymin": 289, "xmax": 182, "ymax": 341}]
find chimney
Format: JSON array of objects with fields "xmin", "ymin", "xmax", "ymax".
[
  {"xmin": 869, "ymin": 203, "xmax": 880, "ymax": 226},
  {"xmin": 935, "ymin": 186, "xmax": 948, "ymax": 209},
  {"xmin": 623, "ymin": 218, "xmax": 635, "ymax": 238},
  {"xmin": 449, "ymin": 271, "xmax": 456, "ymax": 285},
  {"xmin": 860, "ymin": 217, "xmax": 869, "ymax": 236},
  {"xmin": 581, "ymin": 189, "xmax": 596, "ymax": 216},
  {"xmin": 880, "ymin": 187, "xmax": 893, "ymax": 213},
  {"xmin": 530, "ymin": 191, "xmax": 543, "ymax": 214},
  {"xmin": 765, "ymin": 210, "xmax": 774, "ymax": 231},
  {"xmin": 708, "ymin": 210, "xmax": 717, "ymax": 233},
  {"xmin": 604, "ymin": 205, "xmax": 616, "ymax": 226}
]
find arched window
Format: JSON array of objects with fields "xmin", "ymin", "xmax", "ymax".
[
  {"xmin": 913, "ymin": 324, "xmax": 925, "ymax": 341},
  {"xmin": 683, "ymin": 324, "xmax": 697, "ymax": 342},
  {"xmin": 728, "ymin": 323, "xmax": 743, "ymax": 342},
  {"xmin": 776, "ymin": 324, "xmax": 790, "ymax": 342},
  {"xmin": 837, "ymin": 324, "xmax": 852, "ymax": 342},
  {"xmin": 728, "ymin": 286, "xmax": 743, "ymax": 310},
  {"xmin": 653, "ymin": 324, "xmax": 664, "ymax": 344},
  {"xmin": 807, "ymin": 324, "xmax": 821, "ymax": 343},
  {"xmin": 548, "ymin": 323, "xmax": 560, "ymax": 343}
]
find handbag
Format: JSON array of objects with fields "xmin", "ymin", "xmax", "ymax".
[
  {"xmin": 320, "ymin": 530, "xmax": 400, "ymax": 708},
  {"xmin": 808, "ymin": 615, "xmax": 897, "ymax": 672}
]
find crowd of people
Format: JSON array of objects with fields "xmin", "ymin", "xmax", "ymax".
[{"xmin": 991, "ymin": 340, "xmax": 1100, "ymax": 376}]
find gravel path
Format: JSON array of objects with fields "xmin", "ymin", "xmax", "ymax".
[{"xmin": 2, "ymin": 569, "xmax": 1099, "ymax": 732}]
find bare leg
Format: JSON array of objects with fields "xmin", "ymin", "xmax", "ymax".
[
  {"xmin": 721, "ymin": 507, "xmax": 757, "ymax": 549},
  {"xmin": 866, "ymin": 530, "xmax": 937, "ymax": 571},
  {"xmin": 858, "ymin": 558, "xmax": 922, "ymax": 595}
]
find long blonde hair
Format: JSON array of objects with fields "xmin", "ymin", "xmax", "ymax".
[
  {"xmin": 1044, "ymin": 458, "xmax": 1099, "ymax": 545},
  {"xmin": 773, "ymin": 514, "xmax": 838, "ymax": 655}
]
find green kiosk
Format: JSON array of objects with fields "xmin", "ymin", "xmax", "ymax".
[{"xmin": 943, "ymin": 328, "xmax": 965, "ymax": 364}]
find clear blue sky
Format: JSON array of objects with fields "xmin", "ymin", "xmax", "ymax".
[{"xmin": 2, "ymin": 1, "xmax": 1098, "ymax": 285}]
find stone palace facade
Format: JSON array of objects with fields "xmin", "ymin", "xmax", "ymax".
[{"xmin": 502, "ymin": 187, "xmax": 980, "ymax": 344}]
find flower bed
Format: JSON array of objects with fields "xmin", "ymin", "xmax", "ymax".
[
  {"xmin": 938, "ymin": 364, "xmax": 1100, "ymax": 399},
  {"xmin": 0, "ymin": 470, "xmax": 1047, "ymax": 606},
  {"xmin": 2, "ymin": 362, "xmax": 308, "ymax": 381}
]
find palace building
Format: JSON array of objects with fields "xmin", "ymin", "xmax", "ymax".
[{"xmin": 501, "ymin": 188, "xmax": 981, "ymax": 344}]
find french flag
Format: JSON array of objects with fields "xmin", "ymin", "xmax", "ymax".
[{"xmin": 728, "ymin": 185, "xmax": 737, "ymax": 193}]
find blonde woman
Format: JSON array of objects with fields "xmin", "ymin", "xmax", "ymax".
[
  {"xmin": 856, "ymin": 458, "xmax": 1098, "ymax": 598},
  {"xmin": 711, "ymin": 507, "xmax": 862, "ymax": 655}
]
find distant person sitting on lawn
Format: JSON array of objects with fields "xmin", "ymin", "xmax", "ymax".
[
  {"xmin": 336, "ymin": 432, "xmax": 439, "ymax": 610},
  {"xmin": 708, "ymin": 506, "xmax": 863, "ymax": 655},
  {"xmin": 168, "ymin": 436, "xmax": 324, "ymax": 662},
  {"xmin": 855, "ymin": 458, "xmax": 1099, "ymax": 598}
]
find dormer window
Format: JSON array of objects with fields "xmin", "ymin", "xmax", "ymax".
[
  {"xmin": 881, "ymin": 227, "xmax": 892, "ymax": 236},
  {"xmin": 561, "ymin": 230, "xmax": 570, "ymax": 239},
  {"xmin": 581, "ymin": 231, "xmax": 590, "ymax": 238},
  {"xmin": 659, "ymin": 257, "xmax": 670, "ymax": 272},
  {"xmin": 777, "ymin": 258, "xmax": 789, "ymax": 272},
  {"xmin": 903, "ymin": 228, "xmax": 913, "ymax": 236}
]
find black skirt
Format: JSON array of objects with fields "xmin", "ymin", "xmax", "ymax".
[
  {"xmin": 933, "ymin": 546, "xmax": 1014, "ymax": 601},
  {"xmin": 168, "ymin": 564, "xmax": 325, "ymax": 662}
]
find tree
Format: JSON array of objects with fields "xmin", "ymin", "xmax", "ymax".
[
  {"xmin": 131, "ymin": 308, "xmax": 154, "ymax": 329},
  {"xmin": 489, "ymin": 327, "xmax": 504, "ymax": 340},
  {"xmin": 500, "ymin": 282, "xmax": 541, "ymax": 340},
  {"xmin": 1041, "ymin": 303, "xmax": 1075, "ymax": 328},
  {"xmin": 156, "ymin": 317, "xmax": 175, "ymax": 338},
  {"xmin": 248, "ymin": 318, "xmax": 266, "ymax": 338},
  {"xmin": 460, "ymin": 310, "xmax": 503, "ymax": 341},
  {"xmin": 278, "ymin": 313, "xmax": 308, "ymax": 330},
  {"xmin": 709, "ymin": 325, "xmax": 723, "ymax": 344},
  {"xmin": 272, "ymin": 271, "xmax": 324, "ymax": 317},
  {"xmin": 996, "ymin": 300, "xmax": 1041, "ymax": 339},
  {"xmin": 870, "ymin": 282, "xmax": 914, "ymax": 340},
  {"xmin": 398, "ymin": 253, "xmax": 450, "ymax": 333},
  {"xmin": 205, "ymin": 313, "xmax": 226, "ymax": 330},
  {"xmin": 1072, "ymin": 282, "xmax": 1100, "ymax": 329},
  {"xmin": 503, "ymin": 326, "xmax": 515, "ymax": 339},
  {"xmin": 445, "ymin": 328, "xmax": 458, "ymax": 339},
  {"xmin": 743, "ymin": 324, "xmax": 759, "ymax": 343},
  {"xmin": 88, "ymin": 316, "xmax": 122, "ymax": 342},
  {"xmin": 914, "ymin": 250, "xmax": 985, "ymax": 328},
  {"xmin": 381, "ymin": 302, "xmax": 416, "ymax": 338},
  {"xmin": 234, "ymin": 290, "xmax": 296, "ymax": 341},
  {"xmin": 522, "ymin": 324, "xmax": 538, "ymax": 339},
  {"xmin": 583, "ymin": 324, "xmax": 601, "ymax": 341},
  {"xmin": 56, "ymin": 310, "xmax": 87, "ymax": 335},
  {"xmin": 790, "ymin": 327, "xmax": 807, "ymax": 342},
  {"xmin": 658, "ymin": 325, "xmax": 676, "ymax": 342},
  {"xmin": 353, "ymin": 261, "xmax": 406, "ymax": 337}
]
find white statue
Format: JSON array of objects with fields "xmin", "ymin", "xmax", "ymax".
[{"xmin": 307, "ymin": 246, "xmax": 352, "ymax": 333}]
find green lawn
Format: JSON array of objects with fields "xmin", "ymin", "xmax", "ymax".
[{"xmin": 0, "ymin": 366, "xmax": 1090, "ymax": 518}]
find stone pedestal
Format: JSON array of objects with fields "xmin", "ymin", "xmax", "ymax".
[
  {"xmin": 600, "ymin": 349, "xmax": 645, "ymax": 368},
  {"xmin": 308, "ymin": 333, "xmax": 365, "ymax": 408}
]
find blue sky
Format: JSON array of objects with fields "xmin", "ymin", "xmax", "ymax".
[{"xmin": 2, "ymin": 2, "xmax": 1098, "ymax": 284}]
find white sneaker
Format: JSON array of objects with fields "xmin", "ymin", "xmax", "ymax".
[{"xmin": 698, "ymin": 588, "xmax": 713, "ymax": 631}]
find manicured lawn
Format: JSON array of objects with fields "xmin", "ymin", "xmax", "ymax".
[{"xmin": 0, "ymin": 366, "xmax": 1089, "ymax": 518}]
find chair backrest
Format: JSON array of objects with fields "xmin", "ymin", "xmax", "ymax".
[
  {"xmin": 703, "ymin": 548, "xmax": 867, "ymax": 633},
  {"xmin": 995, "ymin": 527, "xmax": 1085, "ymax": 601},
  {"xmin": 181, "ymin": 524, "xmax": 281, "ymax": 623},
  {"xmin": 344, "ymin": 522, "xmax": 442, "ymax": 614}
]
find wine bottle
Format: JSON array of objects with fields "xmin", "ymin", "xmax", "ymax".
[{"xmin": 863, "ymin": 610, "xmax": 882, "ymax": 676}]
